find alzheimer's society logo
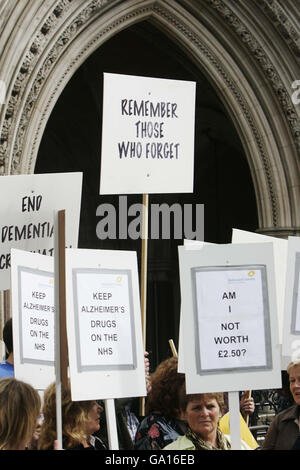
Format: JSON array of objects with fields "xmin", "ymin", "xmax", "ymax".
[{"xmin": 0, "ymin": 80, "xmax": 6, "ymax": 105}]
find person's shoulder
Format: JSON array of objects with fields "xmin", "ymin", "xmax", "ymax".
[
  {"xmin": 138, "ymin": 412, "xmax": 164, "ymax": 427},
  {"xmin": 0, "ymin": 361, "xmax": 14, "ymax": 378},
  {"xmin": 276, "ymin": 403, "xmax": 298, "ymax": 421}
]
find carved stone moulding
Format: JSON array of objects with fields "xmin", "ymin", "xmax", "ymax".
[
  {"xmin": 253, "ymin": 0, "xmax": 300, "ymax": 60},
  {"xmin": 202, "ymin": 0, "xmax": 300, "ymax": 155},
  {"xmin": 0, "ymin": 0, "xmax": 297, "ymax": 233}
]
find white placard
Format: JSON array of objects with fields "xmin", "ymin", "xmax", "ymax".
[
  {"xmin": 0, "ymin": 172, "xmax": 82, "ymax": 290},
  {"xmin": 178, "ymin": 240, "xmax": 214, "ymax": 373},
  {"xmin": 100, "ymin": 73, "xmax": 196, "ymax": 195},
  {"xmin": 11, "ymin": 249, "xmax": 55, "ymax": 390},
  {"xmin": 66, "ymin": 248, "xmax": 146, "ymax": 401},
  {"xmin": 282, "ymin": 237, "xmax": 300, "ymax": 360},
  {"xmin": 232, "ymin": 229, "xmax": 287, "ymax": 343},
  {"xmin": 178, "ymin": 242, "xmax": 281, "ymax": 393}
]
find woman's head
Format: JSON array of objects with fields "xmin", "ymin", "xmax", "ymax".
[
  {"xmin": 38, "ymin": 382, "xmax": 102, "ymax": 450},
  {"xmin": 179, "ymin": 384, "xmax": 224, "ymax": 441},
  {"xmin": 287, "ymin": 360, "xmax": 300, "ymax": 406},
  {"xmin": 0, "ymin": 378, "xmax": 41, "ymax": 450},
  {"xmin": 146, "ymin": 357, "xmax": 185, "ymax": 419}
]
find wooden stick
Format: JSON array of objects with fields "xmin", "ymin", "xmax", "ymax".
[
  {"xmin": 140, "ymin": 194, "xmax": 149, "ymax": 417},
  {"xmin": 244, "ymin": 390, "xmax": 252, "ymax": 426},
  {"xmin": 54, "ymin": 210, "xmax": 69, "ymax": 448},
  {"xmin": 141, "ymin": 194, "xmax": 149, "ymax": 347},
  {"xmin": 58, "ymin": 210, "xmax": 69, "ymax": 390},
  {"xmin": 169, "ymin": 339, "xmax": 178, "ymax": 358},
  {"xmin": 4, "ymin": 290, "xmax": 11, "ymax": 323}
]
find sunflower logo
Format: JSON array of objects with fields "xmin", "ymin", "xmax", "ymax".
[{"xmin": 248, "ymin": 270, "xmax": 255, "ymax": 277}]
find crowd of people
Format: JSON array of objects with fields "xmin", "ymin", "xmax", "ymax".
[{"xmin": 0, "ymin": 318, "xmax": 300, "ymax": 451}]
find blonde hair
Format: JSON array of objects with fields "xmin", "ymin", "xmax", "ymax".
[
  {"xmin": 287, "ymin": 359, "xmax": 300, "ymax": 376},
  {"xmin": 0, "ymin": 378, "xmax": 41, "ymax": 450},
  {"xmin": 38, "ymin": 382, "xmax": 95, "ymax": 450}
]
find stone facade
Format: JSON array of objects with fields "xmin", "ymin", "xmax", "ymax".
[{"xmin": 0, "ymin": 0, "xmax": 299, "ymax": 325}]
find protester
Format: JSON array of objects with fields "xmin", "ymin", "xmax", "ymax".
[
  {"xmin": 262, "ymin": 359, "xmax": 300, "ymax": 450},
  {"xmin": 0, "ymin": 377, "xmax": 41, "ymax": 450},
  {"xmin": 163, "ymin": 385, "xmax": 251, "ymax": 450},
  {"xmin": 239, "ymin": 392, "xmax": 255, "ymax": 421},
  {"xmin": 223, "ymin": 391, "xmax": 255, "ymax": 423},
  {"xmin": 134, "ymin": 357, "xmax": 186, "ymax": 450},
  {"xmin": 0, "ymin": 318, "xmax": 14, "ymax": 378},
  {"xmin": 276, "ymin": 370, "xmax": 294, "ymax": 413},
  {"xmin": 291, "ymin": 433, "xmax": 300, "ymax": 450},
  {"xmin": 38, "ymin": 381, "xmax": 106, "ymax": 450}
]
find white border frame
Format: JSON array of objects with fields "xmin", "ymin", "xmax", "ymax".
[
  {"xmin": 100, "ymin": 72, "xmax": 196, "ymax": 195},
  {"xmin": 0, "ymin": 172, "xmax": 82, "ymax": 290},
  {"xmin": 282, "ymin": 237, "xmax": 300, "ymax": 359}
]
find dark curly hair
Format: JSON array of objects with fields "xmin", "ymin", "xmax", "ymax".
[
  {"xmin": 145, "ymin": 357, "xmax": 185, "ymax": 419},
  {"xmin": 3, "ymin": 318, "xmax": 13, "ymax": 354}
]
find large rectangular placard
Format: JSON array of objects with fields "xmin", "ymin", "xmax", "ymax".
[
  {"xmin": 283, "ymin": 237, "xmax": 300, "ymax": 360},
  {"xmin": 100, "ymin": 73, "xmax": 196, "ymax": 195},
  {"xmin": 0, "ymin": 172, "xmax": 82, "ymax": 290},
  {"xmin": 178, "ymin": 242, "xmax": 281, "ymax": 393},
  {"xmin": 232, "ymin": 229, "xmax": 287, "ymax": 343},
  {"xmin": 66, "ymin": 248, "xmax": 146, "ymax": 401},
  {"xmin": 232, "ymin": 228, "xmax": 289, "ymax": 368},
  {"xmin": 291, "ymin": 253, "xmax": 300, "ymax": 335},
  {"xmin": 11, "ymin": 248, "xmax": 55, "ymax": 390}
]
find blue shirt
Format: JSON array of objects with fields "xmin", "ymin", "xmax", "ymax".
[{"xmin": 0, "ymin": 361, "xmax": 14, "ymax": 378}]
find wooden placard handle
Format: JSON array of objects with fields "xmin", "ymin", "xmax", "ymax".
[
  {"xmin": 140, "ymin": 195, "xmax": 149, "ymax": 416},
  {"xmin": 244, "ymin": 390, "xmax": 252, "ymax": 426},
  {"xmin": 169, "ymin": 339, "xmax": 178, "ymax": 358},
  {"xmin": 58, "ymin": 210, "xmax": 69, "ymax": 390}
]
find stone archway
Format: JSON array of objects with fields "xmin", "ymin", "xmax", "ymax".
[{"xmin": 0, "ymin": 0, "xmax": 299, "ymax": 236}]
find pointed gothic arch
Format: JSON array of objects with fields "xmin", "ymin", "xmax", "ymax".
[{"xmin": 0, "ymin": 0, "xmax": 299, "ymax": 235}]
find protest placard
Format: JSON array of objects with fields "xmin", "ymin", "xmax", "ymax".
[
  {"xmin": 282, "ymin": 237, "xmax": 300, "ymax": 361},
  {"xmin": 178, "ymin": 242, "xmax": 281, "ymax": 394},
  {"xmin": 10, "ymin": 248, "xmax": 55, "ymax": 390},
  {"xmin": 100, "ymin": 73, "xmax": 196, "ymax": 195},
  {"xmin": 178, "ymin": 240, "xmax": 213, "ymax": 373},
  {"xmin": 65, "ymin": 248, "xmax": 146, "ymax": 401},
  {"xmin": 232, "ymin": 228, "xmax": 288, "ymax": 368},
  {"xmin": 0, "ymin": 172, "xmax": 82, "ymax": 291}
]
